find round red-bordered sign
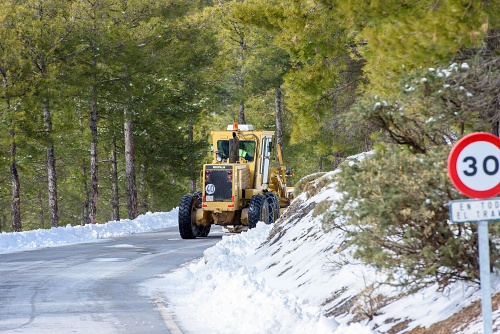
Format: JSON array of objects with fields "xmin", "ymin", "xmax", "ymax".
[{"xmin": 448, "ymin": 132, "xmax": 500, "ymax": 198}]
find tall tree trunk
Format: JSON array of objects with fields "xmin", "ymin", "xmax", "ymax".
[
  {"xmin": 79, "ymin": 110, "xmax": 90, "ymax": 226},
  {"xmin": 44, "ymin": 102, "xmax": 59, "ymax": 227},
  {"xmin": 275, "ymin": 85, "xmax": 284, "ymax": 158},
  {"xmin": 89, "ymin": 86, "xmax": 98, "ymax": 224},
  {"xmin": 188, "ymin": 118, "xmax": 196, "ymax": 193},
  {"xmin": 238, "ymin": 101, "xmax": 246, "ymax": 124},
  {"xmin": 2, "ymin": 74, "xmax": 21, "ymax": 231},
  {"xmin": 111, "ymin": 136, "xmax": 119, "ymax": 221},
  {"xmin": 0, "ymin": 214, "xmax": 5, "ymax": 232},
  {"xmin": 238, "ymin": 37, "xmax": 246, "ymax": 124},
  {"xmin": 124, "ymin": 107, "xmax": 138, "ymax": 219},
  {"xmin": 10, "ymin": 129, "xmax": 22, "ymax": 232}
]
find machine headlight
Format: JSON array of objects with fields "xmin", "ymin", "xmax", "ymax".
[{"xmin": 215, "ymin": 150, "xmax": 223, "ymax": 162}]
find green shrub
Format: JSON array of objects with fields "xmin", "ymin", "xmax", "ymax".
[{"xmin": 326, "ymin": 145, "xmax": 498, "ymax": 289}]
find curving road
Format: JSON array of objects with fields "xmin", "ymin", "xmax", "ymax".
[{"xmin": 0, "ymin": 226, "xmax": 222, "ymax": 333}]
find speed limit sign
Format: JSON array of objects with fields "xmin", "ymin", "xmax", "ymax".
[
  {"xmin": 448, "ymin": 132, "xmax": 500, "ymax": 334},
  {"xmin": 448, "ymin": 132, "xmax": 500, "ymax": 199}
]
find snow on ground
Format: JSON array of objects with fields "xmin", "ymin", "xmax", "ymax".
[
  {"xmin": 146, "ymin": 152, "xmax": 500, "ymax": 333},
  {"xmin": 0, "ymin": 211, "xmax": 178, "ymax": 253},
  {"xmin": 1, "ymin": 152, "xmax": 500, "ymax": 333}
]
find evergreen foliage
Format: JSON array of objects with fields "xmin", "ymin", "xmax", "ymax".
[
  {"xmin": 0, "ymin": 0, "xmax": 216, "ymax": 229},
  {"xmin": 349, "ymin": 49, "xmax": 498, "ymax": 153},
  {"xmin": 274, "ymin": 1, "xmax": 368, "ymax": 173},
  {"xmin": 324, "ymin": 0, "xmax": 497, "ymax": 93},
  {"xmin": 326, "ymin": 50, "xmax": 500, "ymax": 288},
  {"xmin": 329, "ymin": 146, "xmax": 492, "ymax": 289}
]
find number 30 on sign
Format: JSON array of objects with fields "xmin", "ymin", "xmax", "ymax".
[{"xmin": 448, "ymin": 132, "xmax": 500, "ymax": 199}]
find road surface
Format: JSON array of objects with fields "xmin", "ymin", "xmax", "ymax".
[{"xmin": 0, "ymin": 226, "xmax": 222, "ymax": 333}]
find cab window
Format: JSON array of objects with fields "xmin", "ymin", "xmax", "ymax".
[
  {"xmin": 260, "ymin": 138, "xmax": 272, "ymax": 184},
  {"xmin": 217, "ymin": 140, "xmax": 255, "ymax": 162}
]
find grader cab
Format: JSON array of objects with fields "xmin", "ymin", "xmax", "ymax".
[{"xmin": 178, "ymin": 123, "xmax": 293, "ymax": 239}]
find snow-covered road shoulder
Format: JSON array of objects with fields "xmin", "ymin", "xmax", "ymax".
[
  {"xmin": 148, "ymin": 222, "xmax": 342, "ymax": 334},
  {"xmin": 146, "ymin": 152, "xmax": 500, "ymax": 334},
  {"xmin": 0, "ymin": 211, "xmax": 178, "ymax": 254}
]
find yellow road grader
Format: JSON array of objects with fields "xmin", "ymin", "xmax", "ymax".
[{"xmin": 178, "ymin": 123, "xmax": 294, "ymax": 239}]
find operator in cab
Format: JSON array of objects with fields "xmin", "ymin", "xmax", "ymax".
[{"xmin": 239, "ymin": 142, "xmax": 254, "ymax": 161}]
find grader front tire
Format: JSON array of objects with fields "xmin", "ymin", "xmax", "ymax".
[{"xmin": 178, "ymin": 194, "xmax": 199, "ymax": 239}]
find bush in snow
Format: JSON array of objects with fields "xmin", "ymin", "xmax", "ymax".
[
  {"xmin": 327, "ymin": 49, "xmax": 500, "ymax": 290},
  {"xmin": 327, "ymin": 145, "xmax": 499, "ymax": 290}
]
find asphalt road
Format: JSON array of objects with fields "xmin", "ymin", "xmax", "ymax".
[{"xmin": 0, "ymin": 226, "xmax": 223, "ymax": 333}]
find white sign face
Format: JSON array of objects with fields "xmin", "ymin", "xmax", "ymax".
[
  {"xmin": 448, "ymin": 132, "xmax": 500, "ymax": 199},
  {"xmin": 455, "ymin": 141, "xmax": 500, "ymax": 191},
  {"xmin": 449, "ymin": 198, "xmax": 500, "ymax": 222}
]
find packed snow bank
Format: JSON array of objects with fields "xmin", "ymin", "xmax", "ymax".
[
  {"xmin": 150, "ymin": 152, "xmax": 500, "ymax": 333},
  {"xmin": 151, "ymin": 222, "xmax": 342, "ymax": 334},
  {"xmin": 148, "ymin": 162, "xmax": 376, "ymax": 333},
  {"xmin": 0, "ymin": 211, "xmax": 178, "ymax": 253},
  {"xmin": 253, "ymin": 167, "xmax": 500, "ymax": 333}
]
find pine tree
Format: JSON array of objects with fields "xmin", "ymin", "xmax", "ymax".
[
  {"xmin": 323, "ymin": 0, "xmax": 497, "ymax": 94},
  {"xmin": 13, "ymin": 0, "xmax": 77, "ymax": 228},
  {"xmin": 275, "ymin": 0, "xmax": 366, "ymax": 173},
  {"xmin": 0, "ymin": 2, "xmax": 33, "ymax": 232}
]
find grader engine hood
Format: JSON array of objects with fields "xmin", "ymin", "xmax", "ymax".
[
  {"xmin": 202, "ymin": 164, "xmax": 250, "ymax": 211},
  {"xmin": 203, "ymin": 165, "xmax": 233, "ymax": 202}
]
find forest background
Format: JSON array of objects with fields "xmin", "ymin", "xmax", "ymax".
[{"xmin": 0, "ymin": 0, "xmax": 499, "ymax": 247}]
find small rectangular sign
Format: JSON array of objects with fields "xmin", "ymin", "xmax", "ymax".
[
  {"xmin": 449, "ymin": 197, "xmax": 500, "ymax": 223},
  {"xmin": 206, "ymin": 165, "xmax": 232, "ymax": 170}
]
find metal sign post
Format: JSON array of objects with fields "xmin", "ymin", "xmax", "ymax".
[
  {"xmin": 478, "ymin": 220, "xmax": 493, "ymax": 334},
  {"xmin": 449, "ymin": 200, "xmax": 496, "ymax": 334},
  {"xmin": 448, "ymin": 132, "xmax": 500, "ymax": 334}
]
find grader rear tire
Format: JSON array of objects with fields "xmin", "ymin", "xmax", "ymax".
[
  {"xmin": 248, "ymin": 195, "xmax": 270, "ymax": 229},
  {"xmin": 178, "ymin": 194, "xmax": 199, "ymax": 239},
  {"xmin": 264, "ymin": 192, "xmax": 279, "ymax": 224}
]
